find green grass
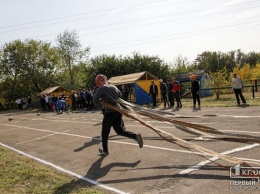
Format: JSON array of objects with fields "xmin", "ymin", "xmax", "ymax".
[
  {"xmin": 158, "ymin": 92, "xmax": 260, "ymax": 108},
  {"xmin": 196, "ymin": 92, "xmax": 260, "ymax": 107},
  {"xmin": 0, "ymin": 146, "xmax": 103, "ymax": 194}
]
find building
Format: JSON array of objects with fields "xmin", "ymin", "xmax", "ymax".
[
  {"xmin": 38, "ymin": 86, "xmax": 72, "ymax": 106},
  {"xmin": 173, "ymin": 70, "xmax": 212, "ymax": 97},
  {"xmin": 108, "ymin": 71, "xmax": 160, "ymax": 105}
]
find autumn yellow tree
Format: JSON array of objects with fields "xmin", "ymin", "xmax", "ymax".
[
  {"xmin": 205, "ymin": 68, "xmax": 230, "ymax": 99},
  {"xmin": 232, "ymin": 64, "xmax": 252, "ymax": 84},
  {"xmin": 251, "ymin": 63, "xmax": 260, "ymax": 80}
]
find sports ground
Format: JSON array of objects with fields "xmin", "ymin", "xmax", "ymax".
[{"xmin": 1, "ymin": 106, "xmax": 260, "ymax": 194}]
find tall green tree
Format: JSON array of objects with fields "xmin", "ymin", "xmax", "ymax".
[
  {"xmin": 86, "ymin": 52, "xmax": 170, "ymax": 87},
  {"xmin": 170, "ymin": 54, "xmax": 194, "ymax": 74},
  {"xmin": 56, "ymin": 30, "xmax": 90, "ymax": 89},
  {"xmin": 0, "ymin": 39, "xmax": 59, "ymax": 103}
]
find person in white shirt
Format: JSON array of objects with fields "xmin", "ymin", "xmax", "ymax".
[
  {"xmin": 16, "ymin": 98, "xmax": 23, "ymax": 111},
  {"xmin": 232, "ymin": 73, "xmax": 246, "ymax": 106}
]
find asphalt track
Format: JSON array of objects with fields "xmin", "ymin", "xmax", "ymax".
[{"xmin": 0, "ymin": 106, "xmax": 260, "ymax": 194}]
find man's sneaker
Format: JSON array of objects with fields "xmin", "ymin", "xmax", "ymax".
[
  {"xmin": 99, "ymin": 148, "xmax": 108, "ymax": 156},
  {"xmin": 135, "ymin": 134, "xmax": 143, "ymax": 148}
]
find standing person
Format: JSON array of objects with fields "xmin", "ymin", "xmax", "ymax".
[
  {"xmin": 159, "ymin": 79, "xmax": 169, "ymax": 108},
  {"xmin": 190, "ymin": 74, "xmax": 200, "ymax": 109},
  {"xmin": 232, "ymin": 73, "xmax": 246, "ymax": 106},
  {"xmin": 149, "ymin": 81, "xmax": 158, "ymax": 108},
  {"xmin": 51, "ymin": 93, "xmax": 58, "ymax": 112},
  {"xmin": 27, "ymin": 95, "xmax": 32, "ymax": 109},
  {"xmin": 93, "ymin": 74, "xmax": 143, "ymax": 156},
  {"xmin": 16, "ymin": 98, "xmax": 23, "ymax": 111},
  {"xmin": 40, "ymin": 95, "xmax": 46, "ymax": 112},
  {"xmin": 121, "ymin": 85, "xmax": 129, "ymax": 101},
  {"xmin": 172, "ymin": 77, "xmax": 182, "ymax": 109},
  {"xmin": 166, "ymin": 79, "xmax": 174, "ymax": 108},
  {"xmin": 70, "ymin": 90, "xmax": 77, "ymax": 111},
  {"xmin": 45, "ymin": 95, "xmax": 50, "ymax": 111},
  {"xmin": 80, "ymin": 89, "xmax": 86, "ymax": 110}
]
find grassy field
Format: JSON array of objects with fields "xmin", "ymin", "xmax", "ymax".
[
  {"xmin": 156, "ymin": 91, "xmax": 260, "ymax": 108},
  {"xmin": 0, "ymin": 146, "xmax": 103, "ymax": 194},
  {"xmin": 1, "ymin": 91, "xmax": 259, "ymax": 194},
  {"xmin": 183, "ymin": 92, "xmax": 260, "ymax": 107}
]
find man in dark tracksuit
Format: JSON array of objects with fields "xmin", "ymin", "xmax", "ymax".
[
  {"xmin": 93, "ymin": 74, "xmax": 143, "ymax": 156},
  {"xmin": 166, "ymin": 79, "xmax": 174, "ymax": 107},
  {"xmin": 149, "ymin": 81, "xmax": 158, "ymax": 108},
  {"xmin": 190, "ymin": 74, "xmax": 200, "ymax": 109},
  {"xmin": 159, "ymin": 79, "xmax": 169, "ymax": 108}
]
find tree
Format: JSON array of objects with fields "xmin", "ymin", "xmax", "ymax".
[
  {"xmin": 232, "ymin": 64, "xmax": 253, "ymax": 85},
  {"xmin": 170, "ymin": 54, "xmax": 193, "ymax": 74},
  {"xmin": 86, "ymin": 52, "xmax": 171, "ymax": 87},
  {"xmin": 251, "ymin": 63, "xmax": 260, "ymax": 80},
  {"xmin": 204, "ymin": 68, "xmax": 230, "ymax": 99},
  {"xmin": 56, "ymin": 30, "xmax": 90, "ymax": 89},
  {"xmin": 0, "ymin": 39, "xmax": 59, "ymax": 104}
]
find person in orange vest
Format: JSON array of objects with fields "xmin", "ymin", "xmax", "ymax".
[{"xmin": 190, "ymin": 74, "xmax": 201, "ymax": 109}]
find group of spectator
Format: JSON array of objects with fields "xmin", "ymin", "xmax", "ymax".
[
  {"xmin": 153, "ymin": 77, "xmax": 183, "ymax": 109},
  {"xmin": 13, "ymin": 73, "xmax": 247, "ymax": 112},
  {"xmin": 70, "ymin": 88, "xmax": 95, "ymax": 111},
  {"xmin": 15, "ymin": 96, "xmax": 32, "ymax": 111},
  {"xmin": 156, "ymin": 74, "xmax": 200, "ymax": 109},
  {"xmin": 38, "ymin": 88, "xmax": 95, "ymax": 113}
]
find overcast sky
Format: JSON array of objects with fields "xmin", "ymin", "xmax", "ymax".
[{"xmin": 1, "ymin": 0, "xmax": 260, "ymax": 63}]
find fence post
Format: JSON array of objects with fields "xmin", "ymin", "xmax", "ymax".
[
  {"xmin": 252, "ymin": 86, "xmax": 255, "ymax": 99},
  {"xmin": 255, "ymin": 80, "xmax": 258, "ymax": 92}
]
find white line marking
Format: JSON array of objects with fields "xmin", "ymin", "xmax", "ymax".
[
  {"xmin": 2, "ymin": 123, "xmax": 260, "ymax": 159},
  {"xmin": 0, "ymin": 123, "xmax": 210, "ymax": 155},
  {"xmin": 32, "ymin": 118, "xmax": 97, "ymax": 124},
  {"xmin": 221, "ymin": 130, "xmax": 260, "ymax": 134},
  {"xmin": 179, "ymin": 143, "xmax": 260, "ymax": 174},
  {"xmin": 0, "ymin": 142, "xmax": 129, "ymax": 194},
  {"xmin": 16, "ymin": 133, "xmax": 58, "ymax": 145},
  {"xmin": 219, "ymin": 115, "xmax": 260, "ymax": 118}
]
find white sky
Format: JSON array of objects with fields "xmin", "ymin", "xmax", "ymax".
[{"xmin": 1, "ymin": 0, "xmax": 260, "ymax": 63}]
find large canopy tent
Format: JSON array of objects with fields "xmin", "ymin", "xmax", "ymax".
[
  {"xmin": 38, "ymin": 86, "xmax": 72, "ymax": 106},
  {"xmin": 108, "ymin": 71, "xmax": 160, "ymax": 105}
]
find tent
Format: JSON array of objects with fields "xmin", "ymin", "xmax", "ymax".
[
  {"xmin": 38, "ymin": 86, "xmax": 72, "ymax": 106},
  {"xmin": 108, "ymin": 71, "xmax": 160, "ymax": 105}
]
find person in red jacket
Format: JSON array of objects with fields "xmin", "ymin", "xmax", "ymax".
[{"xmin": 172, "ymin": 77, "xmax": 182, "ymax": 109}]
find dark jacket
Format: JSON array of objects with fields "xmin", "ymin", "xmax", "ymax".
[
  {"xmin": 149, "ymin": 84, "xmax": 158, "ymax": 95},
  {"xmin": 191, "ymin": 80, "xmax": 200, "ymax": 93}
]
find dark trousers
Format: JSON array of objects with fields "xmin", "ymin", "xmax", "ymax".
[
  {"xmin": 151, "ymin": 94, "xmax": 157, "ymax": 107},
  {"xmin": 234, "ymin": 89, "xmax": 246, "ymax": 105},
  {"xmin": 102, "ymin": 111, "xmax": 136, "ymax": 153},
  {"xmin": 168, "ymin": 92, "xmax": 174, "ymax": 107},
  {"xmin": 192, "ymin": 92, "xmax": 200, "ymax": 106},
  {"xmin": 71, "ymin": 100, "xmax": 77, "ymax": 111},
  {"xmin": 161, "ymin": 92, "xmax": 169, "ymax": 107},
  {"xmin": 174, "ymin": 92, "xmax": 182, "ymax": 108}
]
